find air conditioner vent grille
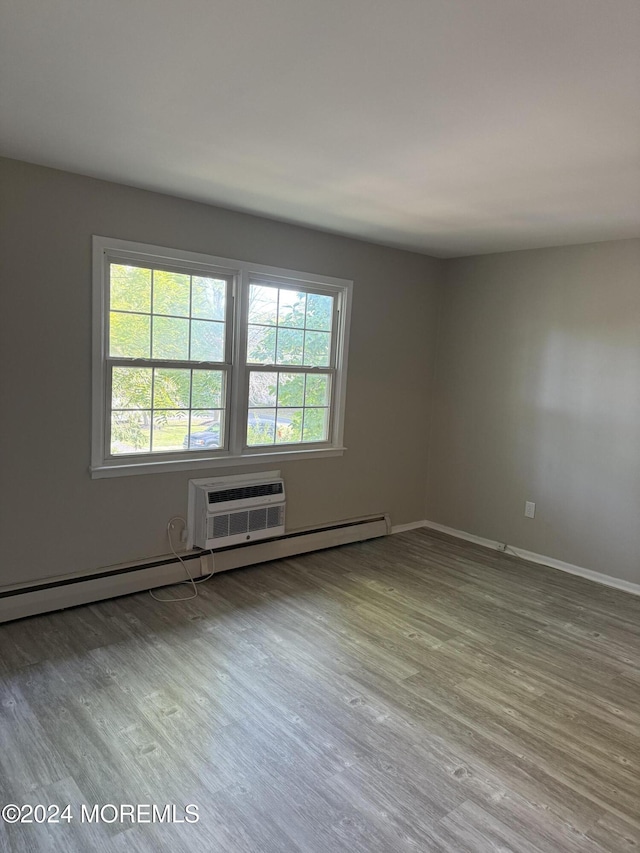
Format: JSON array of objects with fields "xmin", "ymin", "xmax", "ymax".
[
  {"xmin": 229, "ymin": 511, "xmax": 249, "ymax": 536},
  {"xmin": 212, "ymin": 515, "xmax": 229, "ymax": 540},
  {"xmin": 206, "ymin": 505, "xmax": 284, "ymax": 542},
  {"xmin": 248, "ymin": 508, "xmax": 267, "ymax": 531},
  {"xmin": 208, "ymin": 482, "xmax": 283, "ymax": 504}
]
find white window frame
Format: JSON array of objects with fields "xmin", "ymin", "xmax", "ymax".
[{"xmin": 91, "ymin": 236, "xmax": 352, "ymax": 478}]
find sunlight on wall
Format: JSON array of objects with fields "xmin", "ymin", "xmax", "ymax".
[{"xmin": 534, "ymin": 329, "xmax": 640, "ymax": 421}]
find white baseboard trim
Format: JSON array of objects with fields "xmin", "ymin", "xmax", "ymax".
[
  {"xmin": 391, "ymin": 521, "xmax": 428, "ymax": 534},
  {"xmin": 422, "ymin": 520, "xmax": 500, "ymax": 550},
  {"xmin": 0, "ymin": 515, "xmax": 389, "ymax": 623},
  {"xmin": 422, "ymin": 520, "xmax": 640, "ymax": 597}
]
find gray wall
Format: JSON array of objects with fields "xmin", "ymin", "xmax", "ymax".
[
  {"xmin": 0, "ymin": 157, "xmax": 442, "ymax": 587},
  {"xmin": 427, "ymin": 238, "xmax": 640, "ymax": 584},
  {"xmin": 3, "ymin": 156, "xmax": 637, "ymax": 592}
]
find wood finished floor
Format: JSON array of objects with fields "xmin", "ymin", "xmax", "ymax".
[{"xmin": 0, "ymin": 528, "xmax": 639, "ymax": 852}]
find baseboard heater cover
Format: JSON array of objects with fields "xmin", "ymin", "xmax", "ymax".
[{"xmin": 0, "ymin": 515, "xmax": 390, "ymax": 623}]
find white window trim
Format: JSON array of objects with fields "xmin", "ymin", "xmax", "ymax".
[{"xmin": 91, "ymin": 236, "xmax": 352, "ymax": 478}]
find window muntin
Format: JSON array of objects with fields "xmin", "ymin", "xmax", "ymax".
[
  {"xmin": 247, "ymin": 284, "xmax": 334, "ymax": 367},
  {"xmin": 245, "ymin": 280, "xmax": 336, "ymax": 448},
  {"xmin": 109, "ymin": 264, "xmax": 227, "ymax": 363},
  {"xmin": 93, "ymin": 238, "xmax": 352, "ymax": 475},
  {"xmin": 246, "ymin": 370, "xmax": 331, "ymax": 446},
  {"xmin": 109, "ymin": 366, "xmax": 225, "ymax": 455},
  {"xmin": 106, "ymin": 262, "xmax": 231, "ymax": 457}
]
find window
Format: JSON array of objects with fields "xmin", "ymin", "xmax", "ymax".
[{"xmin": 91, "ymin": 237, "xmax": 352, "ymax": 477}]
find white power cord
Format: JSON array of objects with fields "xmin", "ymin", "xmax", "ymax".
[
  {"xmin": 497, "ymin": 542, "xmax": 526, "ymax": 561},
  {"xmin": 149, "ymin": 516, "xmax": 215, "ymax": 603}
]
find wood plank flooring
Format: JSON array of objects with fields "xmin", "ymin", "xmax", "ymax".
[{"xmin": 0, "ymin": 528, "xmax": 639, "ymax": 852}]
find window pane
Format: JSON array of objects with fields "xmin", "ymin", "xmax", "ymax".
[
  {"xmin": 152, "ymin": 410, "xmax": 189, "ymax": 452},
  {"xmin": 305, "ymin": 374, "xmax": 330, "ymax": 407},
  {"xmin": 277, "ymin": 373, "xmax": 304, "ymax": 407},
  {"xmin": 189, "ymin": 410, "xmax": 223, "ymax": 447},
  {"xmin": 111, "ymin": 411, "xmax": 151, "ymax": 454},
  {"xmin": 110, "ymin": 264, "xmax": 151, "ymax": 313},
  {"xmin": 153, "ymin": 369, "xmax": 191, "ymax": 409},
  {"xmin": 303, "ymin": 330, "xmax": 331, "ymax": 367},
  {"xmin": 306, "ymin": 293, "xmax": 333, "ymax": 331},
  {"xmin": 249, "ymin": 371, "xmax": 277, "ymax": 407},
  {"xmin": 278, "ymin": 290, "xmax": 306, "ymax": 328},
  {"xmin": 191, "ymin": 370, "xmax": 223, "ymax": 409},
  {"xmin": 153, "ymin": 269, "xmax": 190, "ymax": 317},
  {"xmin": 152, "ymin": 316, "xmax": 189, "ymax": 359},
  {"xmin": 275, "ymin": 408, "xmax": 302, "ymax": 444},
  {"xmin": 110, "ymin": 312, "xmax": 150, "ymax": 358},
  {"xmin": 186, "ymin": 410, "xmax": 223, "ymax": 450},
  {"xmin": 186, "ymin": 410, "xmax": 223, "ymax": 449},
  {"xmin": 112, "ymin": 367, "xmax": 152, "ymax": 410},
  {"xmin": 276, "ymin": 328, "xmax": 304, "ymax": 365},
  {"xmin": 247, "ymin": 324, "xmax": 276, "ymax": 364},
  {"xmin": 249, "ymin": 284, "xmax": 278, "ymax": 325},
  {"xmin": 247, "ymin": 408, "xmax": 276, "ymax": 445},
  {"xmin": 302, "ymin": 408, "xmax": 329, "ymax": 442},
  {"xmin": 192, "ymin": 276, "xmax": 226, "ymax": 321},
  {"xmin": 191, "ymin": 319, "xmax": 224, "ymax": 362}
]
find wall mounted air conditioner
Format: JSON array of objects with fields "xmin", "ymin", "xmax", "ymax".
[{"xmin": 192, "ymin": 478, "xmax": 286, "ymax": 550}]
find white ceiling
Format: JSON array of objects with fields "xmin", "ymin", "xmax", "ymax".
[{"xmin": 1, "ymin": 0, "xmax": 639, "ymax": 257}]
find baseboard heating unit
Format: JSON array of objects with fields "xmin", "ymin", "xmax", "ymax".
[{"xmin": 0, "ymin": 514, "xmax": 390, "ymax": 623}]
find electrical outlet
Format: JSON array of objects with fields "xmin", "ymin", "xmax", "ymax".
[
  {"xmin": 524, "ymin": 501, "xmax": 536, "ymax": 519},
  {"xmin": 167, "ymin": 518, "xmax": 188, "ymax": 545}
]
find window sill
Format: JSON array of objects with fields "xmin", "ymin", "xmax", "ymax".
[{"xmin": 90, "ymin": 446, "xmax": 346, "ymax": 479}]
